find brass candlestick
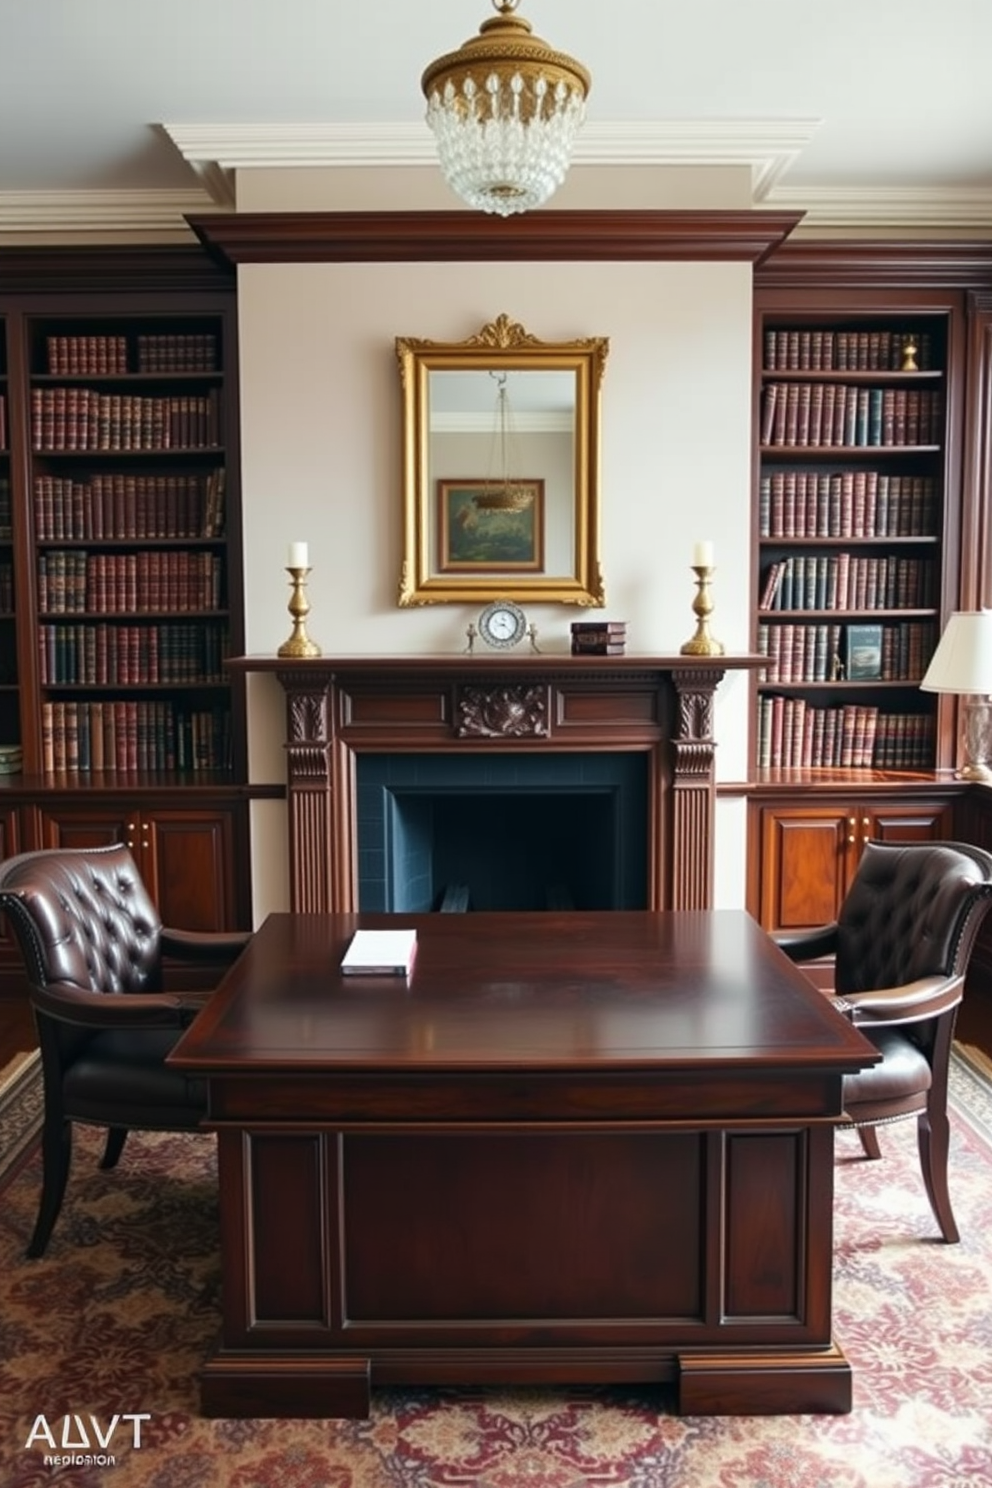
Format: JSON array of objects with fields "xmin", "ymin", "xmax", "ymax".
[
  {"xmin": 680, "ymin": 564, "xmax": 724, "ymax": 656},
  {"xmin": 277, "ymin": 566, "xmax": 322, "ymax": 658}
]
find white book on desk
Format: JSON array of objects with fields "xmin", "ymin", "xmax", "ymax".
[{"xmin": 341, "ymin": 928, "xmax": 418, "ymax": 977}]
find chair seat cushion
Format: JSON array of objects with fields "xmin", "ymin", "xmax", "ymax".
[
  {"xmin": 63, "ymin": 1027, "xmax": 206, "ymax": 1128},
  {"xmin": 842, "ymin": 1026, "xmax": 931, "ymax": 1107}
]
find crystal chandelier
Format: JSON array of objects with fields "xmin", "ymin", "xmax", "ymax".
[
  {"xmin": 476, "ymin": 372, "xmax": 533, "ymax": 511},
  {"xmin": 422, "ymin": 0, "xmax": 591, "ymax": 217}
]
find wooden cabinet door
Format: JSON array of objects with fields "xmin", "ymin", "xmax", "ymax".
[
  {"xmin": 36, "ymin": 802, "xmax": 246, "ymax": 932},
  {"xmin": 756, "ymin": 803, "xmax": 854, "ymax": 934},
  {"xmin": 0, "ymin": 804, "xmax": 25, "ymax": 974},
  {"xmin": 141, "ymin": 808, "xmax": 239, "ymax": 932},
  {"xmin": 754, "ymin": 795, "xmax": 958, "ymax": 938}
]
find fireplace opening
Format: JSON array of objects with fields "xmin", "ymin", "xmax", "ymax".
[{"xmin": 358, "ymin": 752, "xmax": 648, "ymax": 913}]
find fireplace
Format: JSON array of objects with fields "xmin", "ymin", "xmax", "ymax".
[
  {"xmin": 358, "ymin": 751, "xmax": 648, "ymax": 912},
  {"xmin": 231, "ymin": 653, "xmax": 755, "ymax": 913}
]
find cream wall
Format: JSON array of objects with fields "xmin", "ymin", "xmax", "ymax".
[{"xmin": 236, "ymin": 258, "xmax": 755, "ymax": 920}]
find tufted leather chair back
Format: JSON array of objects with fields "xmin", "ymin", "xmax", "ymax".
[
  {"xmin": 0, "ymin": 843, "xmax": 165, "ymax": 997},
  {"xmin": 835, "ymin": 840, "xmax": 992, "ymax": 998}
]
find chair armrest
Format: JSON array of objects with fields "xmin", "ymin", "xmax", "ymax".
[
  {"xmin": 772, "ymin": 923, "xmax": 839, "ymax": 961},
  {"xmin": 32, "ymin": 981, "xmax": 205, "ymax": 1029},
  {"xmin": 844, "ymin": 973, "xmax": 964, "ymax": 1026},
  {"xmin": 160, "ymin": 927, "xmax": 251, "ymax": 963}
]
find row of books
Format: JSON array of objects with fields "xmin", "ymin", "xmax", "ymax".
[
  {"xmin": 0, "ymin": 392, "xmax": 6, "ymax": 450},
  {"xmin": 38, "ymin": 622, "xmax": 229, "ymax": 685},
  {"xmin": 37, "ymin": 550, "xmax": 223, "ymax": 615},
  {"xmin": 757, "ymin": 696, "xmax": 935, "ymax": 771},
  {"xmin": 759, "ymin": 470, "xmax": 937, "ymax": 539},
  {"xmin": 0, "ymin": 476, "xmax": 10, "ymax": 538},
  {"xmin": 33, "ymin": 469, "xmax": 225, "ymax": 541},
  {"xmin": 763, "ymin": 328, "xmax": 934, "ymax": 373},
  {"xmin": 30, "ymin": 387, "xmax": 222, "ymax": 452},
  {"xmin": 757, "ymin": 620, "xmax": 935, "ymax": 684},
  {"xmin": 40, "ymin": 699, "xmax": 231, "ymax": 773},
  {"xmin": 759, "ymin": 553, "xmax": 937, "ymax": 612},
  {"xmin": 44, "ymin": 332, "xmax": 219, "ymax": 376},
  {"xmin": 760, "ymin": 382, "xmax": 942, "ymax": 448},
  {"xmin": 0, "ymin": 560, "xmax": 13, "ymax": 612}
]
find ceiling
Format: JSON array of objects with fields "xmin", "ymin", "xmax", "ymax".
[{"xmin": 2, "ymin": 0, "xmax": 991, "ymax": 241}]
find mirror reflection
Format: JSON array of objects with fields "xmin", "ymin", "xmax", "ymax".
[{"xmin": 396, "ymin": 316, "xmax": 608, "ymax": 606}]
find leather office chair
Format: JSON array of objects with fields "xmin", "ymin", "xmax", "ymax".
[
  {"xmin": 776, "ymin": 839, "xmax": 992, "ymax": 1243},
  {"xmin": 0, "ymin": 843, "xmax": 250, "ymax": 1258}
]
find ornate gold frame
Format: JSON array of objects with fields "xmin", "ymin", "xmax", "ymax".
[{"xmin": 396, "ymin": 315, "xmax": 608, "ymax": 606}]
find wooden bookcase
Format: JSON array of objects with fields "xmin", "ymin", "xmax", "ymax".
[
  {"xmin": 0, "ymin": 248, "xmax": 266, "ymax": 976},
  {"xmin": 753, "ymin": 291, "xmax": 962, "ymax": 777},
  {"xmin": 0, "ymin": 313, "xmax": 17, "ymax": 770},
  {"xmin": 746, "ymin": 244, "xmax": 992, "ymax": 941}
]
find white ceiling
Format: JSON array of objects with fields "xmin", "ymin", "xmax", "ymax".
[{"xmin": 2, "ymin": 0, "xmax": 991, "ymax": 239}]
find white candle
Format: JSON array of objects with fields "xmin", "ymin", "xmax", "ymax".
[
  {"xmin": 287, "ymin": 541, "xmax": 309, "ymax": 569},
  {"xmin": 692, "ymin": 540, "xmax": 715, "ymax": 569}
]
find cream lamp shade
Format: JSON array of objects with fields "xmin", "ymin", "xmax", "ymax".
[{"xmin": 920, "ymin": 610, "xmax": 992, "ymax": 782}]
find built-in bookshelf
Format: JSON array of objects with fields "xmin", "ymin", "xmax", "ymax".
[
  {"xmin": 22, "ymin": 313, "xmax": 237, "ymax": 776},
  {"xmin": 754, "ymin": 302, "xmax": 955, "ymax": 774},
  {"xmin": 0, "ymin": 315, "xmax": 18, "ymax": 769}
]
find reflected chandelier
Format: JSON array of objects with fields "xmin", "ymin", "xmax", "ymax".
[
  {"xmin": 421, "ymin": 0, "xmax": 591, "ymax": 217},
  {"xmin": 476, "ymin": 371, "xmax": 533, "ymax": 512}
]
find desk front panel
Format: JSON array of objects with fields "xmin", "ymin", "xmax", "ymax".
[{"xmin": 214, "ymin": 1113, "xmax": 833, "ymax": 1355}]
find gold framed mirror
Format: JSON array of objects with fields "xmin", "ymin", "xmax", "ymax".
[{"xmin": 396, "ymin": 315, "xmax": 608, "ymax": 606}]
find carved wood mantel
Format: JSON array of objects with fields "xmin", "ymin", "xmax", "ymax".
[{"xmin": 230, "ymin": 654, "xmax": 759, "ymax": 913}]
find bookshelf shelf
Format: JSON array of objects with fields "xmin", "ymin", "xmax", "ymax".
[
  {"xmin": 760, "ymin": 371, "xmax": 943, "ymax": 387},
  {"xmin": 760, "ymin": 445, "xmax": 941, "ymax": 456}
]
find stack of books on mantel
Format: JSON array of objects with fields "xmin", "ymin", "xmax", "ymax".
[{"xmin": 571, "ymin": 621, "xmax": 627, "ymax": 656}]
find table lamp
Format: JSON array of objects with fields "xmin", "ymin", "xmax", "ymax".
[{"xmin": 920, "ymin": 609, "xmax": 992, "ymax": 782}]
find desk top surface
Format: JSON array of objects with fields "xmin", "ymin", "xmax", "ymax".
[{"xmin": 170, "ymin": 911, "xmax": 877, "ymax": 1076}]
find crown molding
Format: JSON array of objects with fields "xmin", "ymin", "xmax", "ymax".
[
  {"xmin": 769, "ymin": 184, "xmax": 992, "ymax": 231},
  {"xmin": 0, "ymin": 188, "xmax": 213, "ymax": 240},
  {"xmin": 162, "ymin": 119, "xmax": 820, "ymax": 202},
  {"xmin": 2, "ymin": 163, "xmax": 991, "ymax": 245},
  {"xmin": 756, "ymin": 238, "xmax": 992, "ymax": 289},
  {"xmin": 185, "ymin": 209, "xmax": 803, "ymax": 267}
]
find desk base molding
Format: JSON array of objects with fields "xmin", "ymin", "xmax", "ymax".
[
  {"xmin": 678, "ymin": 1344, "xmax": 852, "ymax": 1415},
  {"xmin": 199, "ymin": 1343, "xmax": 851, "ymax": 1419}
]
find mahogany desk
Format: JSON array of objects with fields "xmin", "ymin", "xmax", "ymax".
[{"xmin": 168, "ymin": 910, "xmax": 878, "ymax": 1419}]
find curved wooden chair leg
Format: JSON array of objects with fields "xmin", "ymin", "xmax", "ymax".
[
  {"xmin": 856, "ymin": 1124, "xmax": 882, "ymax": 1160},
  {"xmin": 27, "ymin": 1114, "xmax": 73, "ymax": 1259},
  {"xmin": 918, "ymin": 1106, "xmax": 959, "ymax": 1244},
  {"xmin": 100, "ymin": 1127, "xmax": 128, "ymax": 1170}
]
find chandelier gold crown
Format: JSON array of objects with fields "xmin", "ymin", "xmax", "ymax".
[{"xmin": 422, "ymin": 0, "xmax": 591, "ymax": 217}]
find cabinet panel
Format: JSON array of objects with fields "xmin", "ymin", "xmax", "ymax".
[
  {"xmin": 143, "ymin": 808, "xmax": 237, "ymax": 931},
  {"xmin": 758, "ymin": 806, "xmax": 849, "ymax": 932},
  {"xmin": 37, "ymin": 805, "xmax": 132, "ymax": 851},
  {"xmin": 0, "ymin": 803, "xmax": 24, "ymax": 969},
  {"xmin": 867, "ymin": 802, "xmax": 954, "ymax": 842}
]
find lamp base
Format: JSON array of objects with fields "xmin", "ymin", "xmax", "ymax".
[
  {"xmin": 958, "ymin": 697, "xmax": 992, "ymax": 783},
  {"xmin": 956, "ymin": 760, "xmax": 992, "ymax": 784}
]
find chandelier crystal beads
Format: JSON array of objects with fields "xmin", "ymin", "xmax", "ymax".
[{"xmin": 422, "ymin": 0, "xmax": 591, "ymax": 217}]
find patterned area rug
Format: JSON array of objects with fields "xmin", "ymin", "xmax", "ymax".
[
  {"xmin": 1, "ymin": 1050, "xmax": 991, "ymax": 1487},
  {"xmin": 0, "ymin": 1049, "xmax": 43, "ymax": 1189}
]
